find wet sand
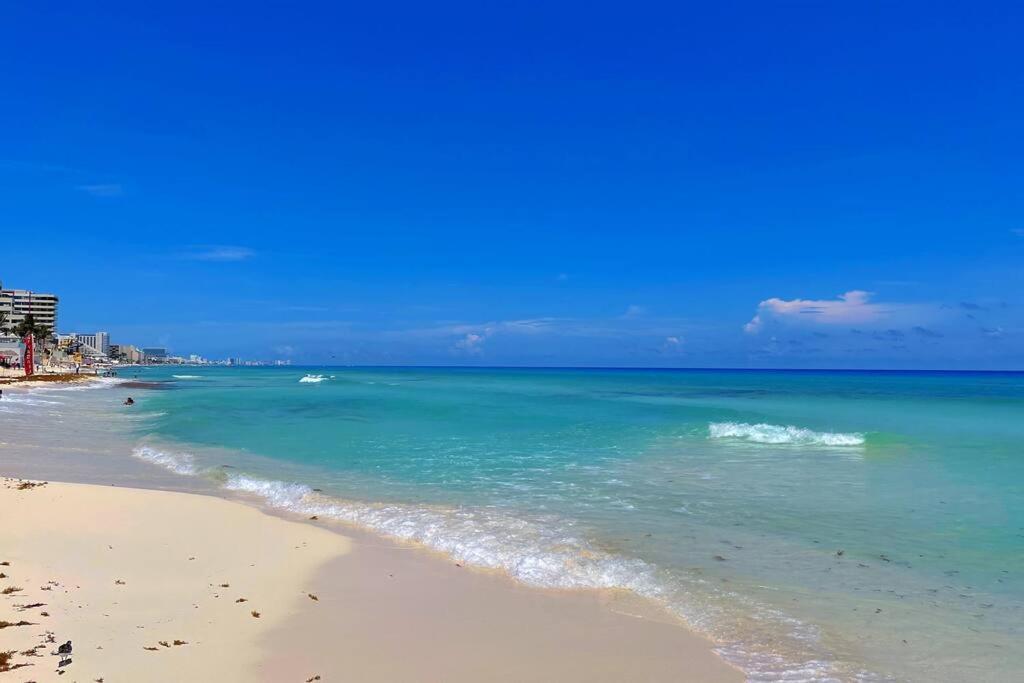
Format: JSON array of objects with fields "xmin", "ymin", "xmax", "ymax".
[{"xmin": 0, "ymin": 479, "xmax": 740, "ymax": 681}]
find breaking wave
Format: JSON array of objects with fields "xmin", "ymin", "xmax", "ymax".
[
  {"xmin": 222, "ymin": 473, "xmax": 665, "ymax": 592},
  {"xmin": 21, "ymin": 376, "xmax": 128, "ymax": 393},
  {"xmin": 0, "ymin": 395, "xmax": 62, "ymax": 406},
  {"xmin": 131, "ymin": 445, "xmax": 198, "ymax": 475},
  {"xmin": 130, "ymin": 451, "xmax": 667, "ymax": 593},
  {"xmin": 708, "ymin": 422, "xmax": 865, "ymax": 447},
  {"xmin": 129, "ymin": 439, "xmax": 856, "ymax": 681}
]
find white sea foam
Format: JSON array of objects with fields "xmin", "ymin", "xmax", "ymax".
[
  {"xmin": 0, "ymin": 394, "xmax": 62, "ymax": 406},
  {"xmin": 120, "ymin": 450, "xmax": 851, "ymax": 681},
  {"xmin": 299, "ymin": 374, "xmax": 327, "ymax": 383},
  {"xmin": 172, "ymin": 374, "xmax": 201, "ymax": 379},
  {"xmin": 708, "ymin": 422, "xmax": 865, "ymax": 447},
  {"xmin": 27, "ymin": 376, "xmax": 129, "ymax": 393},
  {"xmin": 131, "ymin": 445, "xmax": 199, "ymax": 475},
  {"xmin": 223, "ymin": 474, "xmax": 313, "ymax": 507},
  {"xmin": 217, "ymin": 470, "xmax": 848, "ymax": 679},
  {"xmin": 222, "ymin": 472, "xmax": 664, "ymax": 592}
]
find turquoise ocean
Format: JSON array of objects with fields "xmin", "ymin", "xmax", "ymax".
[{"xmin": 41, "ymin": 368, "xmax": 1024, "ymax": 680}]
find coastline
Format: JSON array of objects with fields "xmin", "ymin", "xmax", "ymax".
[
  {"xmin": 0, "ymin": 380, "xmax": 742, "ymax": 681},
  {"xmin": 261, "ymin": 522, "xmax": 742, "ymax": 682},
  {"xmin": 0, "ymin": 373, "xmax": 101, "ymax": 387}
]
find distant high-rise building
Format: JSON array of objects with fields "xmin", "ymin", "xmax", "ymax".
[
  {"xmin": 143, "ymin": 347, "xmax": 168, "ymax": 361},
  {"xmin": 75, "ymin": 331, "xmax": 110, "ymax": 355},
  {"xmin": 0, "ymin": 282, "xmax": 59, "ymax": 331},
  {"xmin": 111, "ymin": 344, "xmax": 144, "ymax": 363}
]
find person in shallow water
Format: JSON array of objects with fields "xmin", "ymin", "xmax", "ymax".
[{"xmin": 123, "ymin": 397, "xmax": 134, "ymax": 406}]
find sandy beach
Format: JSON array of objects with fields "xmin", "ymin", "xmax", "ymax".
[
  {"xmin": 0, "ymin": 373, "xmax": 101, "ymax": 387},
  {"xmin": 0, "ymin": 479, "xmax": 348, "ymax": 681},
  {"xmin": 0, "ymin": 436, "xmax": 741, "ymax": 682}
]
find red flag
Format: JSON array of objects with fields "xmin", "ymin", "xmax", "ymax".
[{"xmin": 23, "ymin": 334, "xmax": 33, "ymax": 376}]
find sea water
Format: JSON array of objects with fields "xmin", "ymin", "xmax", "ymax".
[{"xmin": 4, "ymin": 368, "xmax": 1022, "ymax": 681}]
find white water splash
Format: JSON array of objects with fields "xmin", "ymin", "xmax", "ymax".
[
  {"xmin": 130, "ymin": 445, "xmax": 198, "ymax": 475},
  {"xmin": 708, "ymin": 422, "xmax": 865, "ymax": 447}
]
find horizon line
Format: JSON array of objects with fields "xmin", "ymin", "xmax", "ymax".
[{"xmin": 157, "ymin": 364, "xmax": 1024, "ymax": 374}]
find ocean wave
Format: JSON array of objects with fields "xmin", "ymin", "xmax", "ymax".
[
  {"xmin": 708, "ymin": 422, "xmax": 865, "ymax": 447},
  {"xmin": 172, "ymin": 374, "xmax": 202, "ymax": 379},
  {"xmin": 0, "ymin": 394, "xmax": 65, "ymax": 416},
  {"xmin": 222, "ymin": 472, "xmax": 665, "ymax": 593},
  {"xmin": 121, "ymin": 443, "xmax": 852, "ymax": 681},
  {"xmin": 0, "ymin": 394, "xmax": 62, "ymax": 406},
  {"xmin": 31, "ymin": 376, "xmax": 129, "ymax": 392},
  {"xmin": 218, "ymin": 470, "xmax": 847, "ymax": 679},
  {"xmin": 117, "ymin": 410, "xmax": 168, "ymax": 422},
  {"xmin": 299, "ymin": 374, "xmax": 327, "ymax": 383},
  {"xmin": 131, "ymin": 445, "xmax": 199, "ymax": 475}
]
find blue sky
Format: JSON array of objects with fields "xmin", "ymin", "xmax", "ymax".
[{"xmin": 2, "ymin": 2, "xmax": 1022, "ymax": 368}]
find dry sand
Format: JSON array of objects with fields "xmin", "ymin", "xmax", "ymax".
[
  {"xmin": 0, "ymin": 478, "xmax": 741, "ymax": 682},
  {"xmin": 0, "ymin": 479, "xmax": 348, "ymax": 681}
]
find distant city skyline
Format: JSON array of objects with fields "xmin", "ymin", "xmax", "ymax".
[{"xmin": 2, "ymin": 3, "xmax": 1022, "ymax": 369}]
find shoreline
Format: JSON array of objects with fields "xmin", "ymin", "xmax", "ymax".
[
  {"xmin": 0, "ymin": 479, "xmax": 742, "ymax": 682},
  {"xmin": 0, "ymin": 373, "xmax": 102, "ymax": 387},
  {"xmin": 0, "ymin": 381, "xmax": 742, "ymax": 681}
]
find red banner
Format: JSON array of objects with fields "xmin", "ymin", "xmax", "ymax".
[{"xmin": 23, "ymin": 334, "xmax": 33, "ymax": 376}]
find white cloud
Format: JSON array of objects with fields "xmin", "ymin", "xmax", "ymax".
[
  {"xmin": 183, "ymin": 246, "xmax": 256, "ymax": 262},
  {"xmin": 622, "ymin": 305, "xmax": 646, "ymax": 318},
  {"xmin": 454, "ymin": 332, "xmax": 486, "ymax": 354},
  {"xmin": 435, "ymin": 319, "xmax": 557, "ymax": 340},
  {"xmin": 660, "ymin": 335, "xmax": 685, "ymax": 355},
  {"xmin": 743, "ymin": 316, "xmax": 764, "ymax": 334},
  {"xmin": 77, "ymin": 183, "xmax": 123, "ymax": 197},
  {"xmin": 744, "ymin": 290, "xmax": 886, "ymax": 334}
]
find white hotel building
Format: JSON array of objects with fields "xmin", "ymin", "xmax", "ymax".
[
  {"xmin": 0, "ymin": 282, "xmax": 59, "ymax": 331},
  {"xmin": 75, "ymin": 331, "xmax": 111, "ymax": 355}
]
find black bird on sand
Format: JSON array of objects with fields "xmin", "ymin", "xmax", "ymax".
[{"xmin": 56, "ymin": 640, "xmax": 72, "ymax": 658}]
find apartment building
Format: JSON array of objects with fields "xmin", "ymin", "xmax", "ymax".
[{"xmin": 0, "ymin": 282, "xmax": 59, "ymax": 330}]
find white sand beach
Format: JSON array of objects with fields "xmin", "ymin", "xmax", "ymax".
[{"xmin": 0, "ymin": 474, "xmax": 740, "ymax": 681}]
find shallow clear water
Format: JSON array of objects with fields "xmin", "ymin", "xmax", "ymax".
[{"xmin": 5, "ymin": 368, "xmax": 1023, "ymax": 681}]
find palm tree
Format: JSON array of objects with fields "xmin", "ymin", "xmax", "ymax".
[
  {"xmin": 35, "ymin": 324, "xmax": 54, "ymax": 361},
  {"xmin": 12, "ymin": 313, "xmax": 35, "ymax": 340},
  {"xmin": 11, "ymin": 314, "xmax": 57, "ymax": 371},
  {"xmin": 0, "ymin": 311, "xmax": 10, "ymax": 335},
  {"xmin": 13, "ymin": 314, "xmax": 51, "ymax": 346}
]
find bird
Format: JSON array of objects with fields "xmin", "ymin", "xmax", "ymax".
[{"xmin": 56, "ymin": 640, "xmax": 72, "ymax": 659}]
